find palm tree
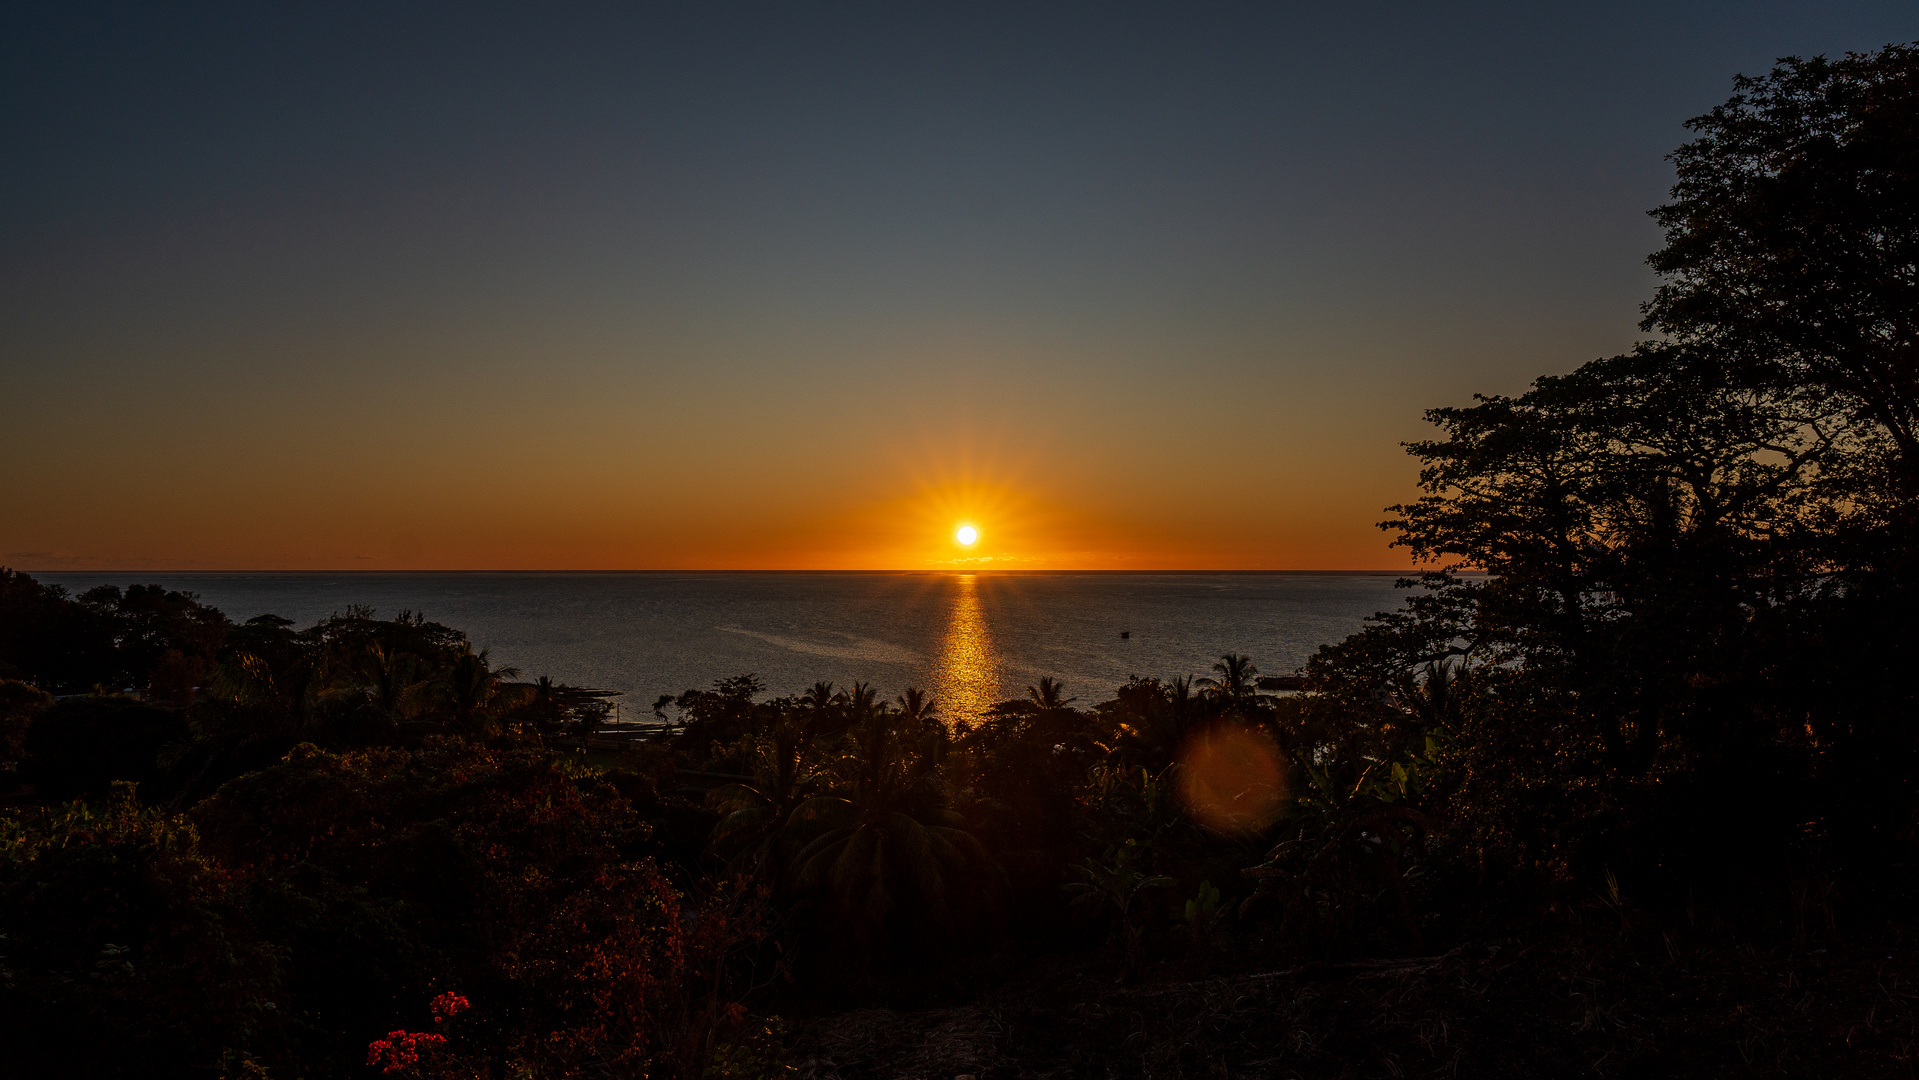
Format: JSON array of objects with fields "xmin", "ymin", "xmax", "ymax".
[
  {"xmin": 897, "ymin": 687, "xmax": 938, "ymax": 727},
  {"xmin": 1199, "ymin": 653, "xmax": 1259, "ymax": 703},
  {"xmin": 779, "ymin": 697, "xmax": 997, "ymax": 949},
  {"xmin": 844, "ymin": 682, "xmax": 894, "ymax": 797},
  {"xmin": 1170, "ymin": 675, "xmax": 1196, "ymax": 722},
  {"xmin": 354, "ymin": 641, "xmax": 422, "ymax": 716},
  {"xmin": 1027, "ymin": 677, "xmax": 1077, "ymax": 712},
  {"xmin": 432, "ymin": 647, "xmax": 524, "ymax": 734},
  {"xmin": 208, "ymin": 646, "xmax": 322, "ymax": 730},
  {"xmin": 1389, "ymin": 660, "xmax": 1460, "ymax": 731},
  {"xmin": 798, "ymin": 680, "xmax": 847, "ymax": 739},
  {"xmin": 528, "ymin": 675, "xmax": 564, "ymax": 729},
  {"xmin": 707, "ymin": 710, "xmax": 818, "ymax": 868}
]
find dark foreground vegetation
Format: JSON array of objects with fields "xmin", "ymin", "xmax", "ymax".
[{"xmin": 6, "ymin": 45, "xmax": 1919, "ymax": 1078}]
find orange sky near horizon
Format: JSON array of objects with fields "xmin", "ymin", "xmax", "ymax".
[
  {"xmin": 12, "ymin": 8, "xmax": 1900, "ymax": 572},
  {"xmin": 3, "ymin": 391, "xmax": 1428, "ymax": 571},
  {"xmin": 0, "ymin": 218, "xmax": 1588, "ymax": 574}
]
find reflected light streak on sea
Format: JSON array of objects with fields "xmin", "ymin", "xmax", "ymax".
[{"xmin": 934, "ymin": 574, "xmax": 1000, "ymax": 723}]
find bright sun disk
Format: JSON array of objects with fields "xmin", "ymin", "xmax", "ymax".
[{"xmin": 956, "ymin": 525, "xmax": 979, "ymax": 546}]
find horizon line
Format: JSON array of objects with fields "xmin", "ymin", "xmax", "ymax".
[{"xmin": 17, "ymin": 567, "xmax": 1431, "ymax": 576}]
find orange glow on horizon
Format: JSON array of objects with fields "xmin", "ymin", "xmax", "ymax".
[
  {"xmin": 2, "ymin": 402, "xmax": 1420, "ymax": 572},
  {"xmin": 842, "ymin": 471, "xmax": 1168, "ymax": 569}
]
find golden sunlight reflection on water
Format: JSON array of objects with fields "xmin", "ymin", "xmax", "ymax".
[{"xmin": 934, "ymin": 574, "xmax": 1001, "ymax": 724}]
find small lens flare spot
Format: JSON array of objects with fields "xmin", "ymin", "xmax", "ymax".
[
  {"xmin": 1176, "ymin": 723, "xmax": 1287, "ymax": 833},
  {"xmin": 956, "ymin": 525, "xmax": 979, "ymax": 545}
]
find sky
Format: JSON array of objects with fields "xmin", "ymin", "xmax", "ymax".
[{"xmin": 4, "ymin": 2, "xmax": 1916, "ymax": 571}]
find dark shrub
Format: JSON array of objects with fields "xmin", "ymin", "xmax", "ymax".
[{"xmin": 22, "ymin": 696, "xmax": 189, "ymax": 802}]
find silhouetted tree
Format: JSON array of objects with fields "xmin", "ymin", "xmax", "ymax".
[
  {"xmin": 0, "ymin": 679, "xmax": 51, "ymax": 764},
  {"xmin": 781, "ymin": 691, "xmax": 997, "ymax": 959},
  {"xmin": 1645, "ymin": 43, "xmax": 1919, "ymax": 481},
  {"xmin": 1198, "ymin": 653, "xmax": 1260, "ymax": 706},
  {"xmin": 431, "ymin": 647, "xmax": 526, "ymax": 734},
  {"xmin": 1026, "ymin": 676, "xmax": 1077, "ymax": 712},
  {"xmin": 707, "ymin": 708, "xmax": 820, "ymax": 870}
]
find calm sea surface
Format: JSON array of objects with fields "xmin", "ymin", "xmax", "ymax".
[{"xmin": 35, "ymin": 573, "xmax": 1411, "ymax": 722}]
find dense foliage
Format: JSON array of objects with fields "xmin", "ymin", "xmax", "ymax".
[{"xmin": 2, "ymin": 43, "xmax": 1917, "ymax": 1077}]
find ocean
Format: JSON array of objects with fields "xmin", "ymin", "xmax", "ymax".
[{"xmin": 33, "ymin": 573, "xmax": 1412, "ymax": 722}]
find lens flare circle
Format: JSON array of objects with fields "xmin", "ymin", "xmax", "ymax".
[
  {"xmin": 955, "ymin": 525, "xmax": 979, "ymax": 546},
  {"xmin": 1176, "ymin": 723, "xmax": 1287, "ymax": 833}
]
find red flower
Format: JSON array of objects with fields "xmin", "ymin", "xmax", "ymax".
[
  {"xmin": 429, "ymin": 992, "xmax": 470, "ymax": 1023},
  {"xmin": 369, "ymin": 992, "xmax": 467, "ymax": 1072},
  {"xmin": 366, "ymin": 1028, "xmax": 446, "ymax": 1073}
]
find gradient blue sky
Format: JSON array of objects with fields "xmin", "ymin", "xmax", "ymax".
[{"xmin": 5, "ymin": 3, "xmax": 1916, "ymax": 569}]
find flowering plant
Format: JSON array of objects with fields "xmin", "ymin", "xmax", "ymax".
[
  {"xmin": 366, "ymin": 992, "xmax": 467, "ymax": 1074},
  {"xmin": 365, "ymin": 1029, "xmax": 445, "ymax": 1074},
  {"xmin": 430, "ymin": 992, "xmax": 470, "ymax": 1023}
]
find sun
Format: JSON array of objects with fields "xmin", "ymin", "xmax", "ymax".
[{"xmin": 955, "ymin": 524, "xmax": 979, "ymax": 546}]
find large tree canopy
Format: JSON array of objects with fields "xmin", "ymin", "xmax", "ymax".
[
  {"xmin": 1298, "ymin": 45, "xmax": 1919, "ymax": 897},
  {"xmin": 1645, "ymin": 43, "xmax": 1919, "ymax": 477}
]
